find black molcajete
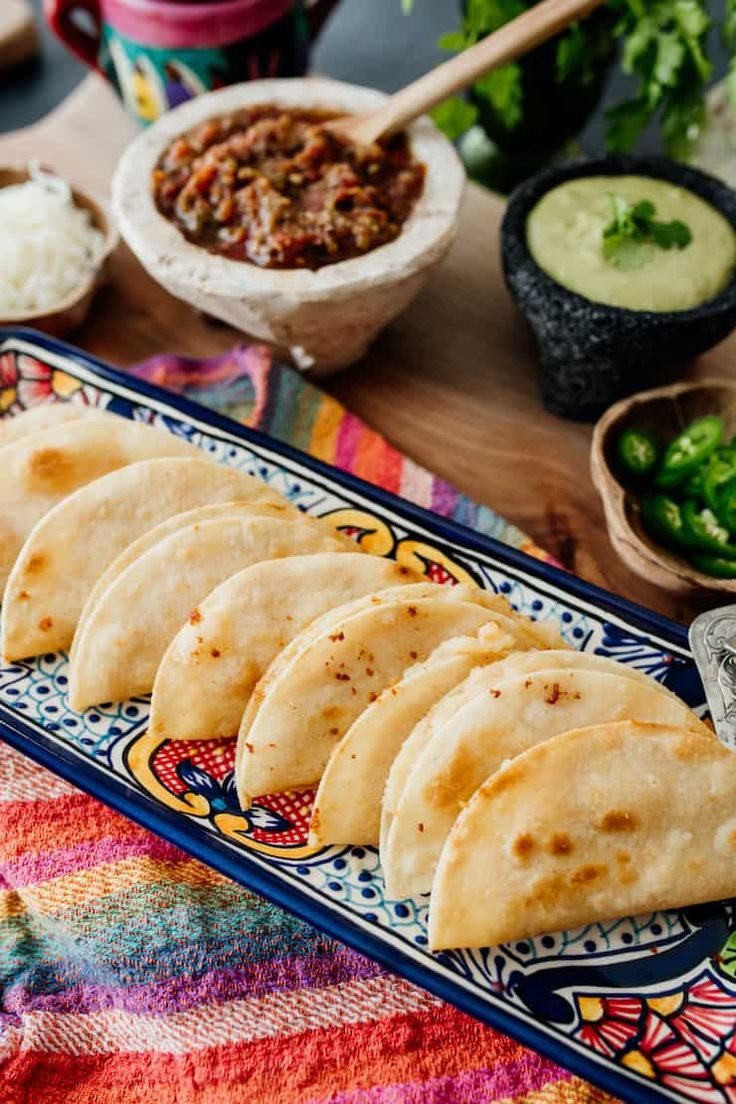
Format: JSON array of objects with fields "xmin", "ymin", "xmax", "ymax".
[{"xmin": 501, "ymin": 155, "xmax": 736, "ymax": 422}]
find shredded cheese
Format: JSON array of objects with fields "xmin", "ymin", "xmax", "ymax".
[{"xmin": 0, "ymin": 164, "xmax": 105, "ymax": 314}]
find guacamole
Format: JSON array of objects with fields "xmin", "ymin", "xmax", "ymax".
[{"xmin": 526, "ymin": 175, "xmax": 736, "ymax": 312}]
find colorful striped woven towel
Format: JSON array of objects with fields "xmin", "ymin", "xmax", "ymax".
[{"xmin": 0, "ymin": 345, "xmax": 612, "ymax": 1104}]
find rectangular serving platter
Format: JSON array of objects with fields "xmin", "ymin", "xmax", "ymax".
[{"xmin": 1, "ymin": 327, "xmax": 734, "ymax": 1104}]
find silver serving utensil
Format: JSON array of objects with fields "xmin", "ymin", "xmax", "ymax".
[{"xmin": 689, "ymin": 605, "xmax": 736, "ymax": 748}]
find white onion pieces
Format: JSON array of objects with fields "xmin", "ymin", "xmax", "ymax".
[{"xmin": 0, "ymin": 164, "xmax": 105, "ymax": 315}]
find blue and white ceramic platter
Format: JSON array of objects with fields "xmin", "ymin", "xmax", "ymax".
[{"xmin": 1, "ymin": 328, "xmax": 733, "ymax": 1104}]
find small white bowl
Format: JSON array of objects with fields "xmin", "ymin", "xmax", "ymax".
[
  {"xmin": 0, "ymin": 167, "xmax": 118, "ymax": 338},
  {"xmin": 112, "ymin": 77, "xmax": 465, "ymax": 374}
]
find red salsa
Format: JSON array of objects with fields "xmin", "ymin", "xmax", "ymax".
[{"xmin": 152, "ymin": 105, "xmax": 426, "ymax": 271}]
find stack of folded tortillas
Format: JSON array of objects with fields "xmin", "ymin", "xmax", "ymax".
[{"xmin": 2, "ymin": 402, "xmax": 735, "ymax": 953}]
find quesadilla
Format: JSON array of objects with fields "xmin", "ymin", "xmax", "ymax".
[
  {"xmin": 149, "ymin": 552, "xmax": 421, "ymax": 741},
  {"xmin": 236, "ymin": 583, "xmax": 563, "ymax": 805},
  {"xmin": 2, "ymin": 458, "xmax": 285, "ymax": 659},
  {"xmin": 240, "ymin": 583, "xmax": 558, "ymax": 747},
  {"xmin": 69, "ymin": 498, "xmax": 315, "ymax": 662},
  {"xmin": 310, "ymin": 622, "xmax": 525, "ymax": 847},
  {"xmin": 0, "ymin": 403, "xmax": 112, "ymax": 446},
  {"xmin": 68, "ymin": 514, "xmax": 347, "ymax": 709},
  {"xmin": 232, "ymin": 582, "xmax": 503, "ymax": 777},
  {"xmin": 382, "ymin": 666, "xmax": 710, "ymax": 899},
  {"xmin": 379, "ymin": 648, "xmax": 686, "ymax": 855},
  {"xmin": 0, "ymin": 418, "xmax": 200, "ymax": 589},
  {"xmin": 429, "ymin": 721, "xmax": 736, "ymax": 950}
]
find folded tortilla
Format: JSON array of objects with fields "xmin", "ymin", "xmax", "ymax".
[
  {"xmin": 236, "ymin": 583, "xmax": 561, "ymax": 805},
  {"xmin": 149, "ymin": 552, "xmax": 421, "ymax": 741},
  {"xmin": 382, "ymin": 666, "xmax": 710, "ymax": 899},
  {"xmin": 240, "ymin": 583, "xmax": 557, "ymax": 744},
  {"xmin": 379, "ymin": 648, "xmax": 683, "ymax": 856},
  {"xmin": 68, "ymin": 514, "xmax": 347, "ymax": 709},
  {"xmin": 310, "ymin": 622, "xmax": 527, "ymax": 847},
  {"xmin": 232, "ymin": 582, "xmax": 495, "ymax": 778},
  {"xmin": 70, "ymin": 499, "xmax": 312, "ymax": 662},
  {"xmin": 2, "ymin": 459, "xmax": 285, "ymax": 660},
  {"xmin": 429, "ymin": 721, "xmax": 736, "ymax": 950},
  {"xmin": 0, "ymin": 418, "xmax": 200, "ymax": 590},
  {"xmin": 0, "ymin": 404, "xmax": 112, "ymax": 446}
]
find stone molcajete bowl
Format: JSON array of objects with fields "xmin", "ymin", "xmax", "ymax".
[
  {"xmin": 112, "ymin": 77, "xmax": 465, "ymax": 375},
  {"xmin": 501, "ymin": 154, "xmax": 736, "ymax": 421}
]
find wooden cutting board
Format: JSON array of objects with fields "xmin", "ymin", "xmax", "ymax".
[
  {"xmin": 0, "ymin": 0, "xmax": 38, "ymax": 72},
  {"xmin": 1, "ymin": 75, "xmax": 733, "ymax": 623}
]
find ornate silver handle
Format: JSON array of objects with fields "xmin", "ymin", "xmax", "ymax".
[{"xmin": 689, "ymin": 605, "xmax": 736, "ymax": 749}]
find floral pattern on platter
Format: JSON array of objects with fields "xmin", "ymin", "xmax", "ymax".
[
  {"xmin": 575, "ymin": 973, "xmax": 736, "ymax": 1102},
  {"xmin": 1, "ymin": 337, "xmax": 733, "ymax": 1104},
  {"xmin": 124, "ymin": 729, "xmax": 319, "ymax": 859},
  {"xmin": 0, "ymin": 351, "xmax": 110, "ymax": 414}
]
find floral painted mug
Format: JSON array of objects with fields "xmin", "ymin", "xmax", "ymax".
[{"xmin": 44, "ymin": 0, "xmax": 338, "ymax": 126}]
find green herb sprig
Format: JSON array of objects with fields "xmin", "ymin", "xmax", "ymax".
[
  {"xmin": 429, "ymin": 0, "xmax": 527, "ymax": 137},
  {"xmin": 602, "ymin": 193, "xmax": 693, "ymax": 269},
  {"xmin": 605, "ymin": 0, "xmax": 712, "ymax": 158},
  {"xmin": 411, "ymin": 0, "xmax": 722, "ymax": 159}
]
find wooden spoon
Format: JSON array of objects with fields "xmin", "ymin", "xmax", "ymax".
[{"xmin": 328, "ymin": 0, "xmax": 605, "ymax": 147}]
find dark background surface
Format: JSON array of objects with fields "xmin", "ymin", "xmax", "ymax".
[
  {"xmin": 0, "ymin": 0, "xmax": 730, "ymax": 153},
  {"xmin": 0, "ymin": 0, "xmax": 449, "ymax": 132}
]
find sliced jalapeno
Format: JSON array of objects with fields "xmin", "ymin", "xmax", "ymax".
[
  {"xmin": 681, "ymin": 500, "xmax": 736, "ymax": 556},
  {"xmin": 616, "ymin": 428, "xmax": 659, "ymax": 477},
  {"xmin": 640, "ymin": 495, "xmax": 689, "ymax": 550},
  {"xmin": 690, "ymin": 552, "xmax": 736, "ymax": 579},
  {"xmin": 703, "ymin": 453, "xmax": 736, "ymax": 512},
  {"xmin": 656, "ymin": 415, "xmax": 724, "ymax": 488},
  {"xmin": 683, "ymin": 468, "xmax": 706, "ymax": 502},
  {"xmin": 717, "ymin": 475, "xmax": 736, "ymax": 534}
]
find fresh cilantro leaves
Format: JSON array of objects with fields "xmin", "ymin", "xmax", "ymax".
[
  {"xmin": 433, "ymin": 0, "xmax": 529, "ymax": 135},
  {"xmin": 602, "ymin": 193, "xmax": 693, "ymax": 270},
  {"xmin": 555, "ymin": 23, "xmax": 588, "ymax": 82},
  {"xmin": 415, "ymin": 0, "xmax": 719, "ymax": 160},
  {"xmin": 473, "ymin": 65, "xmax": 524, "ymax": 130},
  {"xmin": 430, "ymin": 98, "xmax": 479, "ymax": 140},
  {"xmin": 604, "ymin": 0, "xmax": 711, "ymax": 156}
]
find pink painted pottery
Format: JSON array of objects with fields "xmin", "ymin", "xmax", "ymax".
[{"xmin": 43, "ymin": 0, "xmax": 333, "ymax": 124}]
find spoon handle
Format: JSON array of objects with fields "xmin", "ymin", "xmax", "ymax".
[
  {"xmin": 689, "ymin": 606, "xmax": 736, "ymax": 749},
  {"xmin": 343, "ymin": 0, "xmax": 605, "ymax": 146}
]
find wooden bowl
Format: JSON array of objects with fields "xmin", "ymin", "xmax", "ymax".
[
  {"xmin": 591, "ymin": 380, "xmax": 736, "ymax": 596},
  {"xmin": 0, "ymin": 167, "xmax": 118, "ymax": 337}
]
